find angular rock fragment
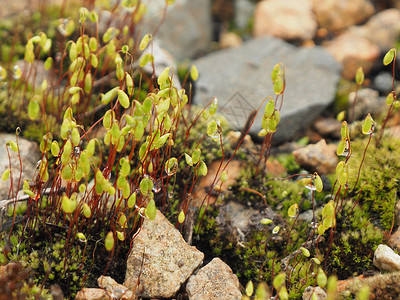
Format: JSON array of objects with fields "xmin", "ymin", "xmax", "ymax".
[
  {"xmin": 124, "ymin": 210, "xmax": 204, "ymax": 298},
  {"xmin": 186, "ymin": 258, "xmax": 242, "ymax": 300}
]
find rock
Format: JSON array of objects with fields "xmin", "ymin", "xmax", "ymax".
[
  {"xmin": 193, "ymin": 37, "xmax": 341, "ymax": 144},
  {"xmin": 234, "ymin": 0, "xmax": 255, "ymax": 30},
  {"xmin": 97, "ymin": 276, "xmax": 135, "ymax": 300},
  {"xmin": 348, "ymin": 88, "xmax": 384, "ymax": 121},
  {"xmin": 297, "ymin": 209, "xmax": 314, "ymax": 223},
  {"xmin": 0, "ymin": 0, "xmax": 64, "ymax": 18},
  {"xmin": 253, "ymin": 0, "xmax": 317, "ymax": 41},
  {"xmin": 192, "ymin": 160, "xmax": 243, "ymax": 207},
  {"xmin": 75, "ymin": 288, "xmax": 108, "ymax": 300},
  {"xmin": 140, "ymin": 39, "xmax": 182, "ymax": 90},
  {"xmin": 124, "ymin": 210, "xmax": 204, "ymax": 298},
  {"xmin": 216, "ymin": 201, "xmax": 280, "ymax": 244},
  {"xmin": 312, "ymin": 0, "xmax": 375, "ymax": 31},
  {"xmin": 220, "ymin": 31, "xmax": 242, "ymax": 49},
  {"xmin": 373, "ymin": 244, "xmax": 400, "ymax": 272},
  {"xmin": 16, "ymin": 60, "xmax": 55, "ymax": 89},
  {"xmin": 348, "ymin": 9, "xmax": 400, "ymax": 52},
  {"xmin": 292, "ymin": 139, "xmax": 338, "ymax": 175},
  {"xmin": 372, "ymin": 72, "xmax": 394, "ymax": 95},
  {"xmin": 313, "ymin": 118, "xmax": 341, "ymax": 139},
  {"xmin": 186, "ymin": 257, "xmax": 242, "ymax": 300},
  {"xmin": 388, "ymin": 228, "xmax": 400, "ymax": 252},
  {"xmin": 0, "ymin": 134, "xmax": 41, "ymax": 200},
  {"xmin": 141, "ymin": 0, "xmax": 212, "ymax": 60},
  {"xmin": 324, "ymin": 31, "xmax": 380, "ymax": 79},
  {"xmin": 337, "ymin": 272, "xmax": 400, "ymax": 299},
  {"xmin": 303, "ymin": 286, "xmax": 327, "ymax": 300}
]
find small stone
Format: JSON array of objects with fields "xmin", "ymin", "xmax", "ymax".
[
  {"xmin": 253, "ymin": 0, "xmax": 317, "ymax": 41},
  {"xmin": 313, "ymin": 118, "xmax": 341, "ymax": 139},
  {"xmin": 98, "ymin": 276, "xmax": 135, "ymax": 300},
  {"xmin": 373, "ymin": 244, "xmax": 400, "ymax": 272},
  {"xmin": 388, "ymin": 229, "xmax": 400, "ymax": 251},
  {"xmin": 234, "ymin": 0, "xmax": 255, "ymax": 30},
  {"xmin": 219, "ymin": 31, "xmax": 242, "ymax": 49},
  {"xmin": 348, "ymin": 9, "xmax": 400, "ymax": 52},
  {"xmin": 303, "ymin": 286, "xmax": 327, "ymax": 300},
  {"xmin": 372, "ymin": 72, "xmax": 394, "ymax": 95},
  {"xmin": 124, "ymin": 210, "xmax": 204, "ymax": 298},
  {"xmin": 186, "ymin": 258, "xmax": 242, "ymax": 300},
  {"xmin": 324, "ymin": 32, "xmax": 380, "ymax": 79},
  {"xmin": 292, "ymin": 139, "xmax": 338, "ymax": 175},
  {"xmin": 75, "ymin": 288, "xmax": 108, "ymax": 300},
  {"xmin": 312, "ymin": 0, "xmax": 375, "ymax": 31},
  {"xmin": 216, "ymin": 201, "xmax": 266, "ymax": 238},
  {"xmin": 192, "ymin": 160, "xmax": 243, "ymax": 207},
  {"xmin": 348, "ymin": 88, "xmax": 384, "ymax": 121}
]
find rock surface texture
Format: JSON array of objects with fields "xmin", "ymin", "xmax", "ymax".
[
  {"xmin": 312, "ymin": 0, "xmax": 375, "ymax": 31},
  {"xmin": 141, "ymin": 0, "xmax": 212, "ymax": 60},
  {"xmin": 324, "ymin": 32, "xmax": 380, "ymax": 79},
  {"xmin": 186, "ymin": 257, "xmax": 242, "ymax": 300},
  {"xmin": 124, "ymin": 210, "xmax": 204, "ymax": 298},
  {"xmin": 373, "ymin": 244, "xmax": 400, "ymax": 272},
  {"xmin": 193, "ymin": 37, "xmax": 341, "ymax": 144},
  {"xmin": 293, "ymin": 139, "xmax": 338, "ymax": 175},
  {"xmin": 348, "ymin": 8, "xmax": 400, "ymax": 52},
  {"xmin": 0, "ymin": 134, "xmax": 41, "ymax": 200},
  {"xmin": 253, "ymin": 0, "xmax": 317, "ymax": 41}
]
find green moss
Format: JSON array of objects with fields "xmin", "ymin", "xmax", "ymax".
[
  {"xmin": 348, "ymin": 136, "xmax": 400, "ymax": 230},
  {"xmin": 327, "ymin": 200, "xmax": 383, "ymax": 279}
]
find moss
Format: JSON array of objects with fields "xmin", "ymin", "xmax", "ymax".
[
  {"xmin": 326, "ymin": 200, "xmax": 383, "ymax": 279},
  {"xmin": 348, "ymin": 136, "xmax": 400, "ymax": 230}
]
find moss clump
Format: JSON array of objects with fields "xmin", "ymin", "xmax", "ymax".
[
  {"xmin": 348, "ymin": 136, "xmax": 400, "ymax": 230},
  {"xmin": 327, "ymin": 200, "xmax": 383, "ymax": 279}
]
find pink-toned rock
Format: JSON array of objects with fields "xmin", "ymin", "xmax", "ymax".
[
  {"xmin": 388, "ymin": 229, "xmax": 400, "ymax": 252},
  {"xmin": 324, "ymin": 31, "xmax": 380, "ymax": 79},
  {"xmin": 186, "ymin": 258, "xmax": 242, "ymax": 300},
  {"xmin": 313, "ymin": 118, "xmax": 341, "ymax": 139},
  {"xmin": 75, "ymin": 288, "xmax": 108, "ymax": 300},
  {"xmin": 124, "ymin": 210, "xmax": 204, "ymax": 298},
  {"xmin": 253, "ymin": 0, "xmax": 317, "ymax": 41},
  {"xmin": 312, "ymin": 0, "xmax": 375, "ymax": 31},
  {"xmin": 220, "ymin": 31, "xmax": 242, "ymax": 49},
  {"xmin": 98, "ymin": 276, "xmax": 135, "ymax": 300},
  {"xmin": 348, "ymin": 9, "xmax": 400, "ymax": 52},
  {"xmin": 292, "ymin": 139, "xmax": 338, "ymax": 175}
]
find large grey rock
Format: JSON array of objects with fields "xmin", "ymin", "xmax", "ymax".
[
  {"xmin": 186, "ymin": 258, "xmax": 242, "ymax": 300},
  {"xmin": 124, "ymin": 210, "xmax": 204, "ymax": 298},
  {"xmin": 140, "ymin": 0, "xmax": 212, "ymax": 60},
  {"xmin": 193, "ymin": 37, "xmax": 341, "ymax": 143},
  {"xmin": 0, "ymin": 134, "xmax": 40, "ymax": 200}
]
